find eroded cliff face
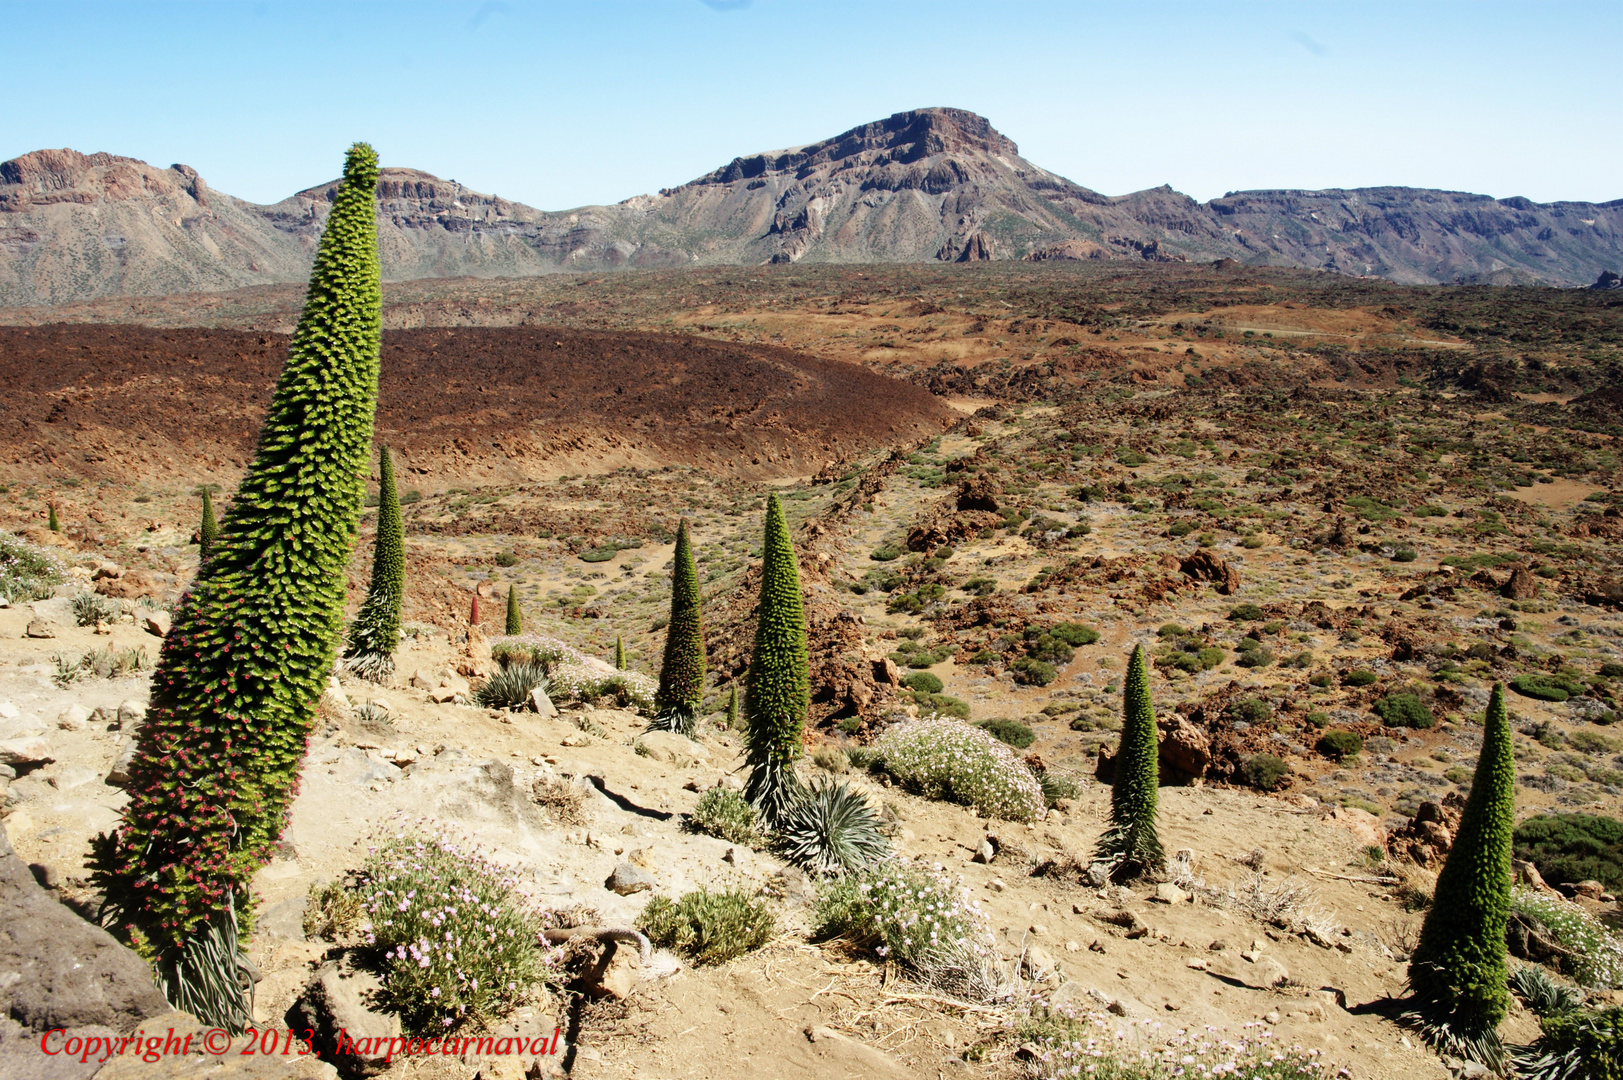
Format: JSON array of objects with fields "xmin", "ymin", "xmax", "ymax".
[{"xmin": 4, "ymin": 109, "xmax": 1621, "ymax": 307}]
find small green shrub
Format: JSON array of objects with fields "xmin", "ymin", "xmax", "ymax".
[
  {"xmin": 902, "ymin": 671, "xmax": 943, "ymax": 694},
  {"xmin": 1513, "ymin": 673, "xmax": 1587, "ymax": 703},
  {"xmin": 1227, "ymin": 603, "xmax": 1265, "ymax": 621},
  {"xmin": 1516, "ymin": 1004, "xmax": 1623, "ymax": 1080},
  {"xmin": 1317, "ymin": 730, "xmax": 1364, "ymax": 760},
  {"xmin": 0, "ymin": 530, "xmax": 65, "ymax": 601},
  {"xmin": 578, "ymin": 545, "xmax": 620, "ymax": 563},
  {"xmin": 1373, "ymin": 692, "xmax": 1435, "ymax": 729},
  {"xmin": 870, "ymin": 543, "xmax": 902, "ymax": 561},
  {"xmin": 1010, "ymin": 657, "xmax": 1058, "ymax": 686},
  {"xmin": 1228, "ymin": 697, "xmax": 1274, "ymax": 725},
  {"xmin": 874, "ymin": 716, "xmax": 1045, "ymax": 821},
  {"xmin": 811, "ymin": 744, "xmax": 849, "ymax": 773},
  {"xmin": 1235, "ymin": 645, "xmax": 1275, "ymax": 669},
  {"xmin": 71, "ymin": 591, "xmax": 121, "ymax": 627},
  {"xmin": 1344, "ymin": 669, "xmax": 1380, "ymax": 687},
  {"xmin": 1048, "ymin": 623, "xmax": 1100, "ymax": 646},
  {"xmin": 359, "ymin": 829, "xmax": 557, "ymax": 1033},
  {"xmin": 1514, "ymin": 813, "xmax": 1623, "ymax": 893},
  {"xmin": 1305, "ymin": 711, "xmax": 1330, "ymax": 728},
  {"xmin": 638, "ymin": 887, "xmax": 775, "ymax": 965},
  {"xmin": 910, "ymin": 690, "xmax": 971, "ymax": 719},
  {"xmin": 1310, "ymin": 673, "xmax": 1334, "ymax": 688},
  {"xmin": 687, "ymin": 787, "xmax": 764, "ymax": 846},
  {"xmin": 1027, "ymin": 1016, "xmax": 1334, "ymax": 1080},
  {"xmin": 302, "ymin": 879, "xmax": 363, "ymax": 941},
  {"xmin": 1243, "ymin": 753, "xmax": 1291, "ymax": 791},
  {"xmin": 977, "ymin": 717, "xmax": 1035, "ymax": 749},
  {"xmin": 1599, "ymin": 663, "xmax": 1623, "ymax": 680}
]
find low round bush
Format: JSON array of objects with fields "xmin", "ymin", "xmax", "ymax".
[
  {"xmin": 1227, "ymin": 603, "xmax": 1265, "ymax": 622},
  {"xmin": 359, "ymin": 828, "xmax": 559, "ymax": 1033},
  {"xmin": 1235, "ymin": 646, "xmax": 1275, "ymax": 669},
  {"xmin": 687, "ymin": 787, "xmax": 763, "ymax": 846},
  {"xmin": 1010, "ymin": 657, "xmax": 1057, "ymax": 686},
  {"xmin": 1343, "ymin": 668, "xmax": 1380, "ymax": 687},
  {"xmin": 1513, "ymin": 673, "xmax": 1586, "ymax": 703},
  {"xmin": 637, "ymin": 887, "xmax": 775, "ymax": 966},
  {"xmin": 1048, "ymin": 623, "xmax": 1100, "ymax": 646},
  {"xmin": 1600, "ymin": 662, "xmax": 1623, "ymax": 679},
  {"xmin": 1317, "ymin": 729, "xmax": 1364, "ymax": 760},
  {"xmin": 874, "ymin": 716, "xmax": 1045, "ymax": 822},
  {"xmin": 870, "ymin": 543, "xmax": 902, "ymax": 561},
  {"xmin": 902, "ymin": 671, "xmax": 944, "ymax": 694},
  {"xmin": 1227, "ymin": 697, "xmax": 1273, "ymax": 726},
  {"xmin": 0, "ymin": 530, "xmax": 65, "ymax": 602},
  {"xmin": 977, "ymin": 717, "xmax": 1035, "ymax": 749},
  {"xmin": 1372, "ymin": 692, "xmax": 1435, "ymax": 729},
  {"xmin": 1243, "ymin": 753, "xmax": 1291, "ymax": 791},
  {"xmin": 1514, "ymin": 812, "xmax": 1623, "ymax": 893},
  {"xmin": 1517, "ymin": 1004, "xmax": 1623, "ymax": 1080},
  {"xmin": 813, "ymin": 860, "xmax": 1002, "ymax": 999}
]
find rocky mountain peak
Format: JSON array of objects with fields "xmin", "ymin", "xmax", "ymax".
[
  {"xmin": 687, "ymin": 107, "xmax": 1020, "ymax": 188},
  {"xmin": 0, "ymin": 148, "xmax": 207, "ymax": 210}
]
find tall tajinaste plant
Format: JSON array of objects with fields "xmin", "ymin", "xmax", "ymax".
[{"xmin": 89, "ymin": 142, "xmax": 383, "ymax": 1031}]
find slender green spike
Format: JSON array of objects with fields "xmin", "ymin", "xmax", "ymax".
[
  {"xmin": 343, "ymin": 445, "xmax": 404, "ymax": 678},
  {"xmin": 1093, "ymin": 644, "xmax": 1163, "ymax": 881},
  {"xmin": 743, "ymin": 495, "xmax": 809, "ymax": 824},
  {"xmin": 505, "ymin": 584, "xmax": 522, "ymax": 636},
  {"xmin": 198, "ymin": 490, "xmax": 219, "ymax": 562},
  {"xmin": 655, "ymin": 519, "xmax": 706, "ymax": 718},
  {"xmin": 88, "ymin": 142, "xmax": 383, "ymax": 1031},
  {"xmin": 1406, "ymin": 683, "xmax": 1514, "ymax": 1071}
]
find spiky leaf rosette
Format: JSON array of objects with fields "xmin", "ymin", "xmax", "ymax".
[
  {"xmin": 655, "ymin": 519, "xmax": 706, "ymax": 718},
  {"xmin": 198, "ymin": 489, "xmax": 219, "ymax": 563},
  {"xmin": 1514, "ymin": 1004, "xmax": 1623, "ymax": 1080},
  {"xmin": 743, "ymin": 494, "xmax": 810, "ymax": 824},
  {"xmin": 777, "ymin": 779, "xmax": 890, "ymax": 877},
  {"xmin": 505, "ymin": 584, "xmax": 522, "ymax": 636},
  {"xmin": 1093, "ymin": 644, "xmax": 1163, "ymax": 881},
  {"xmin": 1406, "ymin": 682, "xmax": 1515, "ymax": 1071},
  {"xmin": 344, "ymin": 445, "xmax": 403, "ymax": 678},
  {"xmin": 87, "ymin": 142, "xmax": 382, "ymax": 1030}
]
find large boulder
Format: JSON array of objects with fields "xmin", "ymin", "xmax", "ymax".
[
  {"xmin": 1156, "ymin": 714, "xmax": 1211, "ymax": 784},
  {"xmin": 0, "ymin": 823, "xmax": 169, "ymax": 1038},
  {"xmin": 1179, "ymin": 550, "xmax": 1241, "ymax": 595},
  {"xmin": 1500, "ymin": 564, "xmax": 1538, "ymax": 601},
  {"xmin": 1387, "ymin": 795, "xmax": 1462, "ymax": 868}
]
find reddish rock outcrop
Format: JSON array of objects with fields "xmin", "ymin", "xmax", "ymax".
[
  {"xmin": 1179, "ymin": 549, "xmax": 1241, "ymax": 595},
  {"xmin": 1386, "ymin": 794, "xmax": 1463, "ymax": 868}
]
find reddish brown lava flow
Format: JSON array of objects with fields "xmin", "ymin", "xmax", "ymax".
[{"xmin": 0, "ymin": 324, "xmax": 955, "ymax": 486}]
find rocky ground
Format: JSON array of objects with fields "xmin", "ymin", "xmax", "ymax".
[{"xmin": 1, "ymin": 263, "xmax": 1621, "ymax": 1079}]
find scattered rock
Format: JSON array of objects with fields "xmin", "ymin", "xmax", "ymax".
[
  {"xmin": 140, "ymin": 610, "xmax": 170, "ymax": 638},
  {"xmin": 1152, "ymin": 883, "xmax": 1190, "ymax": 905},
  {"xmin": 0, "ymin": 738, "xmax": 52, "ymax": 767},
  {"xmin": 1021, "ymin": 945, "xmax": 1058, "ymax": 981},
  {"xmin": 606, "ymin": 861, "xmax": 653, "ymax": 895},
  {"xmin": 584, "ymin": 939, "xmax": 641, "ymax": 999},
  {"xmin": 116, "ymin": 699, "xmax": 145, "ymax": 729},
  {"xmin": 1322, "ymin": 805, "xmax": 1386, "ymax": 849},
  {"xmin": 1574, "ymin": 879, "xmax": 1606, "ymax": 899},
  {"xmin": 0, "ymin": 702, "xmax": 19, "ymax": 720},
  {"xmin": 56, "ymin": 704, "xmax": 90, "ymax": 732},
  {"xmin": 1501, "ymin": 564, "xmax": 1538, "ymax": 600},
  {"xmin": 635, "ymin": 731, "xmax": 709, "ymax": 767},
  {"xmin": 24, "ymin": 619, "xmax": 56, "ymax": 639},
  {"xmin": 972, "ymin": 836, "xmax": 998, "ymax": 864},
  {"xmin": 289, "ymin": 961, "xmax": 400, "ymax": 1078},
  {"xmin": 105, "ymin": 738, "xmax": 139, "ymax": 787},
  {"xmin": 529, "ymin": 685, "xmax": 558, "ymax": 718}
]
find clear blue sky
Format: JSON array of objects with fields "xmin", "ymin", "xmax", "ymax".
[{"xmin": 3, "ymin": 1, "xmax": 1618, "ymax": 209}]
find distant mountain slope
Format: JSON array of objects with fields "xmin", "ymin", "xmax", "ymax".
[{"xmin": 3, "ymin": 109, "xmax": 1620, "ymax": 306}]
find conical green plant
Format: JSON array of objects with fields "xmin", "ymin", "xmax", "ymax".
[
  {"xmin": 505, "ymin": 584, "xmax": 522, "ymax": 636},
  {"xmin": 198, "ymin": 490, "xmax": 220, "ymax": 563},
  {"xmin": 1406, "ymin": 682, "xmax": 1515, "ymax": 1071},
  {"xmin": 1093, "ymin": 644, "xmax": 1163, "ymax": 881},
  {"xmin": 87, "ymin": 142, "xmax": 383, "ymax": 1033},
  {"xmin": 615, "ymin": 635, "xmax": 625, "ymax": 671},
  {"xmin": 653, "ymin": 519, "xmax": 705, "ymax": 734},
  {"xmin": 743, "ymin": 494, "xmax": 809, "ymax": 824},
  {"xmin": 47, "ymin": 503, "xmax": 59, "ymax": 532},
  {"xmin": 726, "ymin": 683, "xmax": 740, "ymax": 730},
  {"xmin": 343, "ymin": 445, "xmax": 404, "ymax": 680}
]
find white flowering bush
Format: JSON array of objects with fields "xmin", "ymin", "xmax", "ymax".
[
  {"xmin": 874, "ymin": 715, "xmax": 1046, "ymax": 822},
  {"xmin": 492, "ymin": 633, "xmax": 590, "ymax": 670},
  {"xmin": 550, "ymin": 662, "xmax": 656, "ymax": 712},
  {"xmin": 814, "ymin": 859, "xmax": 1010, "ymax": 1001},
  {"xmin": 1512, "ymin": 888, "xmax": 1623, "ymax": 989},
  {"xmin": 1029, "ymin": 1011, "xmax": 1341, "ymax": 1079},
  {"xmin": 0, "ymin": 530, "xmax": 64, "ymax": 602},
  {"xmin": 358, "ymin": 824, "xmax": 562, "ymax": 1033}
]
